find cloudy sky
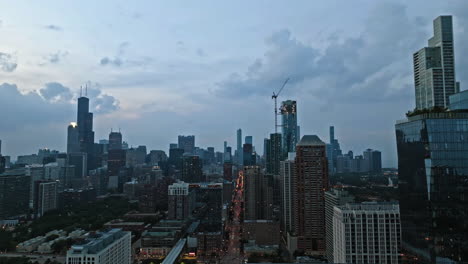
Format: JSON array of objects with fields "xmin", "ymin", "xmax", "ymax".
[{"xmin": 0, "ymin": 0, "xmax": 467, "ymax": 167}]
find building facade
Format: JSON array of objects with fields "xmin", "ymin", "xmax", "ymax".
[
  {"xmin": 414, "ymin": 16, "xmax": 459, "ymax": 110},
  {"xmin": 292, "ymin": 135, "xmax": 328, "ymax": 256},
  {"xmin": 332, "ymin": 202, "xmax": 401, "ymax": 264},
  {"xmin": 178, "ymin": 135, "xmax": 195, "ymax": 154},
  {"xmin": 167, "ymin": 181, "xmax": 195, "ymax": 220},
  {"xmin": 281, "ymin": 100, "xmax": 298, "ymax": 158},
  {"xmin": 66, "ymin": 229, "xmax": 131, "ymax": 264},
  {"xmin": 324, "ymin": 189, "xmax": 354, "ymax": 262}
]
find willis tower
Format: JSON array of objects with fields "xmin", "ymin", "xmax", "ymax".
[{"xmin": 77, "ymin": 89, "xmax": 96, "ymax": 171}]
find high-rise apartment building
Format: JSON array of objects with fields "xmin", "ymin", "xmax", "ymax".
[
  {"xmin": 181, "ymin": 155, "xmax": 203, "ymax": 183},
  {"xmin": 332, "ymin": 202, "xmax": 401, "ymax": 264},
  {"xmin": 244, "ymin": 166, "xmax": 273, "ymax": 220},
  {"xmin": 292, "ymin": 135, "xmax": 328, "ymax": 256},
  {"xmin": 324, "ymin": 189, "xmax": 354, "ymax": 262},
  {"xmin": 167, "ymin": 181, "xmax": 195, "ymax": 220},
  {"xmin": 34, "ymin": 181, "xmax": 58, "ymax": 217},
  {"xmin": 237, "ymin": 129, "xmax": 243, "ymax": 165},
  {"xmin": 0, "ymin": 169, "xmax": 30, "ymax": 219},
  {"xmin": 281, "ymin": 100, "xmax": 298, "ymax": 158},
  {"xmin": 327, "ymin": 126, "xmax": 342, "ymax": 175},
  {"xmin": 178, "ymin": 135, "xmax": 195, "ymax": 154},
  {"xmin": 66, "ymin": 229, "xmax": 131, "ymax": 264},
  {"xmin": 280, "ymin": 152, "xmax": 295, "ymax": 235},
  {"xmin": 363, "ymin": 149, "xmax": 382, "ymax": 172},
  {"xmin": 243, "ymin": 143, "xmax": 255, "ymax": 166},
  {"xmin": 265, "ymin": 133, "xmax": 282, "ymax": 175},
  {"xmin": 414, "ymin": 16, "xmax": 459, "ymax": 109}
]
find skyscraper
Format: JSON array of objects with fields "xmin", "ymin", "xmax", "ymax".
[
  {"xmin": 243, "ymin": 143, "xmax": 255, "ymax": 166},
  {"xmin": 414, "ymin": 16, "xmax": 459, "ymax": 109},
  {"xmin": 327, "ymin": 126, "xmax": 342, "ymax": 175},
  {"xmin": 363, "ymin": 149, "xmax": 382, "ymax": 172},
  {"xmin": 77, "ymin": 95, "xmax": 95, "ymax": 163},
  {"xmin": 280, "ymin": 152, "xmax": 295, "ymax": 235},
  {"xmin": 0, "ymin": 169, "xmax": 30, "ymax": 219},
  {"xmin": 181, "ymin": 155, "xmax": 203, "ymax": 183},
  {"xmin": 292, "ymin": 135, "xmax": 328, "ymax": 256},
  {"xmin": 108, "ymin": 131, "xmax": 123, "ymax": 150},
  {"xmin": 67, "ymin": 122, "xmax": 80, "ymax": 153},
  {"xmin": 281, "ymin": 100, "xmax": 298, "ymax": 158},
  {"xmin": 237, "ymin": 129, "xmax": 243, "ymax": 165},
  {"xmin": 396, "ymin": 15, "xmax": 467, "ymax": 262},
  {"xmin": 244, "ymin": 166, "xmax": 273, "ymax": 220},
  {"xmin": 265, "ymin": 133, "xmax": 282, "ymax": 175},
  {"xmin": 167, "ymin": 181, "xmax": 195, "ymax": 220},
  {"xmin": 178, "ymin": 135, "xmax": 195, "ymax": 154}
]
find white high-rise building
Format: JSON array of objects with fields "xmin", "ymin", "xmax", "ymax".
[
  {"xmin": 333, "ymin": 202, "xmax": 401, "ymax": 264},
  {"xmin": 66, "ymin": 229, "xmax": 131, "ymax": 264}
]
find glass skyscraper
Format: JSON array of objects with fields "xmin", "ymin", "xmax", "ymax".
[
  {"xmin": 281, "ymin": 100, "xmax": 298, "ymax": 158},
  {"xmin": 396, "ymin": 112, "xmax": 468, "ymax": 262}
]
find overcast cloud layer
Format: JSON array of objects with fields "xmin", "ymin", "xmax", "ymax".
[{"xmin": 0, "ymin": 0, "xmax": 467, "ymax": 167}]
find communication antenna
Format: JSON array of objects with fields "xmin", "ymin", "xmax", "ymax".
[
  {"xmin": 80, "ymin": 86, "xmax": 83, "ymax": 97},
  {"xmin": 85, "ymin": 84, "xmax": 88, "ymax": 97},
  {"xmin": 272, "ymin": 78, "xmax": 290, "ymax": 133}
]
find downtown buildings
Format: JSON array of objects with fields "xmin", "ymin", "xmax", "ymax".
[{"xmin": 396, "ymin": 15, "xmax": 468, "ymax": 262}]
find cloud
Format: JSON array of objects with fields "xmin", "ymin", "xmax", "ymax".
[
  {"xmin": 39, "ymin": 51, "xmax": 68, "ymax": 65},
  {"xmin": 100, "ymin": 56, "xmax": 123, "ymax": 67},
  {"xmin": 100, "ymin": 42, "xmax": 152, "ymax": 67},
  {"xmin": 215, "ymin": 2, "xmax": 423, "ymax": 105},
  {"xmin": 0, "ymin": 52, "xmax": 18, "ymax": 72},
  {"xmin": 196, "ymin": 48, "xmax": 206, "ymax": 57},
  {"xmin": 84, "ymin": 81, "xmax": 120, "ymax": 114},
  {"xmin": 39, "ymin": 82, "xmax": 73, "ymax": 102},
  {"xmin": 45, "ymin": 24, "xmax": 62, "ymax": 31},
  {"xmin": 0, "ymin": 83, "xmax": 73, "ymax": 131}
]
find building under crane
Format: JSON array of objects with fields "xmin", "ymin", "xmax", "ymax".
[{"xmin": 272, "ymin": 78, "xmax": 290, "ymax": 134}]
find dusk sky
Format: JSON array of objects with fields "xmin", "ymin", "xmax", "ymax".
[{"xmin": 0, "ymin": 0, "xmax": 467, "ymax": 167}]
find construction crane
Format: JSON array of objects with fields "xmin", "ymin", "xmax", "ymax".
[{"xmin": 272, "ymin": 78, "xmax": 290, "ymax": 134}]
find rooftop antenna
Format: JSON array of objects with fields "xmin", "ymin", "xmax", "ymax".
[
  {"xmin": 80, "ymin": 86, "xmax": 83, "ymax": 97},
  {"xmin": 85, "ymin": 84, "xmax": 88, "ymax": 97},
  {"xmin": 111, "ymin": 127, "xmax": 113, "ymax": 133},
  {"xmin": 272, "ymin": 78, "xmax": 290, "ymax": 134}
]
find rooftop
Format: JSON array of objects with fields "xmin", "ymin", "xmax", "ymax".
[
  {"xmin": 297, "ymin": 135, "xmax": 325, "ymax": 146},
  {"xmin": 68, "ymin": 229, "xmax": 128, "ymax": 255}
]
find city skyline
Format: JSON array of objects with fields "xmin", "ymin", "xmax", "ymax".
[{"xmin": 1, "ymin": 1, "xmax": 468, "ymax": 167}]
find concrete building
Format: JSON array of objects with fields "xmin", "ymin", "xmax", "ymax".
[
  {"xmin": 414, "ymin": 16, "xmax": 459, "ymax": 110},
  {"xmin": 244, "ymin": 166, "xmax": 273, "ymax": 220},
  {"xmin": 34, "ymin": 181, "xmax": 58, "ymax": 217},
  {"xmin": 66, "ymin": 229, "xmax": 131, "ymax": 264},
  {"xmin": 244, "ymin": 220, "xmax": 280, "ymax": 246},
  {"xmin": 167, "ymin": 181, "xmax": 195, "ymax": 220},
  {"xmin": 0, "ymin": 169, "xmax": 30, "ymax": 219},
  {"xmin": 332, "ymin": 202, "xmax": 401, "ymax": 264},
  {"xmin": 280, "ymin": 152, "xmax": 295, "ymax": 234},
  {"xmin": 292, "ymin": 135, "xmax": 328, "ymax": 256},
  {"xmin": 181, "ymin": 155, "xmax": 203, "ymax": 183},
  {"xmin": 325, "ymin": 189, "xmax": 354, "ymax": 262}
]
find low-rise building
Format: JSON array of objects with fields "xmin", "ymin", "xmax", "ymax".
[{"xmin": 66, "ymin": 229, "xmax": 131, "ymax": 264}]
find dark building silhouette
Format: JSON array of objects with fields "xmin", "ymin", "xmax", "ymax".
[
  {"xmin": 181, "ymin": 155, "xmax": 203, "ymax": 183},
  {"xmin": 243, "ymin": 143, "xmax": 255, "ymax": 166},
  {"xmin": 0, "ymin": 169, "xmax": 30, "ymax": 218},
  {"xmin": 108, "ymin": 131, "xmax": 123, "ymax": 150},
  {"xmin": 67, "ymin": 122, "xmax": 80, "ymax": 153},
  {"xmin": 244, "ymin": 166, "xmax": 273, "ymax": 220},
  {"xmin": 265, "ymin": 133, "xmax": 282, "ymax": 175},
  {"xmin": 292, "ymin": 135, "xmax": 328, "ymax": 256},
  {"xmin": 178, "ymin": 135, "xmax": 195, "ymax": 154},
  {"xmin": 76, "ymin": 95, "xmax": 95, "ymax": 171},
  {"xmin": 281, "ymin": 100, "xmax": 299, "ymax": 158}
]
